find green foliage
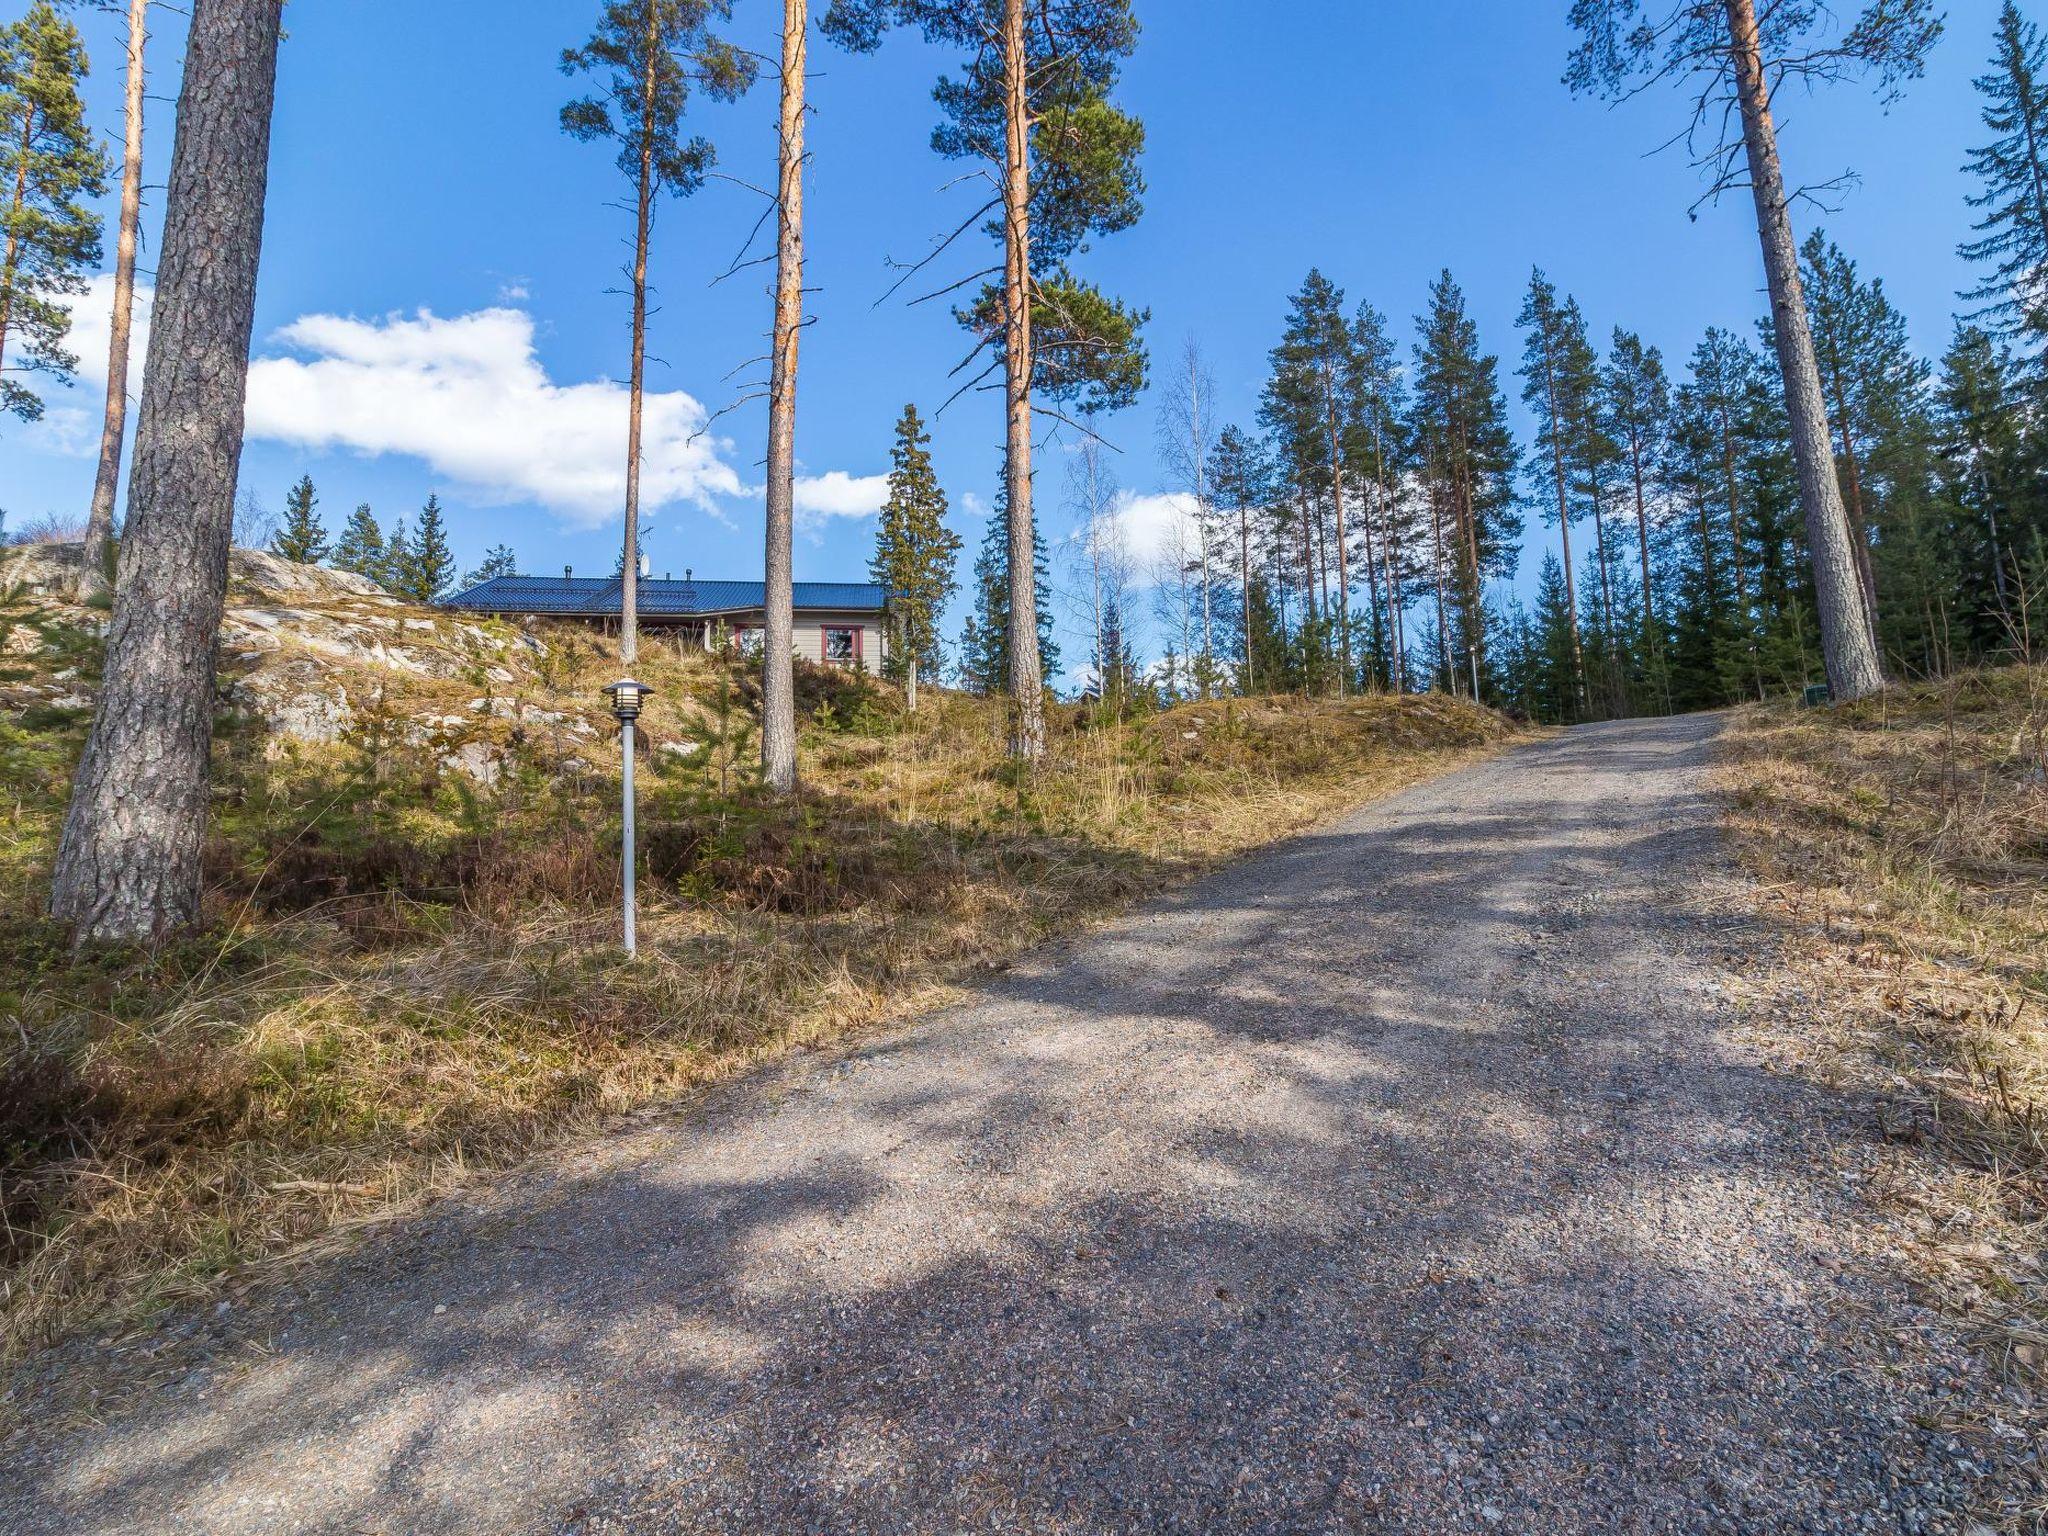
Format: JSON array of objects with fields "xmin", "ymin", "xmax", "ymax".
[
  {"xmin": 821, "ymin": 0, "xmax": 1149, "ymax": 415},
  {"xmin": 869, "ymin": 405, "xmax": 962, "ymax": 686},
  {"xmin": 559, "ymin": 0, "xmax": 756, "ymax": 199},
  {"xmin": 959, "ymin": 475, "xmax": 1058, "ymax": 695},
  {"xmin": 273, "ymin": 476, "xmax": 329, "ymax": 566},
  {"xmin": 0, "ymin": 1, "xmax": 106, "ymax": 424},
  {"xmin": 460, "ymin": 544, "xmax": 519, "ymax": 591},
  {"xmin": 331, "ymin": 503, "xmax": 389, "ymax": 587},
  {"xmin": 389, "ymin": 494, "xmax": 454, "ymax": 605},
  {"xmin": 1962, "ymin": 2, "xmax": 2048, "ymax": 345}
]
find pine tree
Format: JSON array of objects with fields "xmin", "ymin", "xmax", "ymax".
[
  {"xmin": 761, "ymin": 0, "xmax": 812, "ymax": 794},
  {"xmin": 1265, "ymin": 271, "xmax": 1360, "ymax": 691},
  {"xmin": 562, "ymin": 0, "xmax": 756, "ymax": 675},
  {"xmin": 1348, "ymin": 301, "xmax": 1413, "ymax": 694},
  {"xmin": 460, "ymin": 544, "xmax": 518, "ymax": 590},
  {"xmin": 396, "ymin": 494, "xmax": 454, "ymax": 604},
  {"xmin": 332, "ymin": 503, "xmax": 389, "ymax": 584},
  {"xmin": 823, "ymin": 0, "xmax": 1144, "ymax": 757},
  {"xmin": 1603, "ymin": 329, "xmax": 1671, "ymax": 667},
  {"xmin": 1517, "ymin": 271, "xmax": 1598, "ymax": 702},
  {"xmin": 48, "ymin": 0, "xmax": 285, "ymax": 942},
  {"xmin": 273, "ymin": 474, "xmax": 328, "ymax": 564},
  {"xmin": 869, "ymin": 404, "xmax": 962, "ymax": 711},
  {"xmin": 1962, "ymin": 2, "xmax": 2048, "ymax": 348},
  {"xmin": 1415, "ymin": 269, "xmax": 1520, "ymax": 699},
  {"xmin": 1566, "ymin": 0, "xmax": 1934, "ymax": 702},
  {"xmin": 0, "ymin": 2, "xmax": 107, "ymax": 423}
]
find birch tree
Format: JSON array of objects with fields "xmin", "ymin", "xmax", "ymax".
[
  {"xmin": 822, "ymin": 0, "xmax": 1146, "ymax": 759},
  {"xmin": 1565, "ymin": 0, "xmax": 1939, "ymax": 701},
  {"xmin": 562, "ymin": 0, "xmax": 755, "ymax": 671},
  {"xmin": 1156, "ymin": 337, "xmax": 1219, "ymax": 692},
  {"xmin": 48, "ymin": 0, "xmax": 282, "ymax": 943}
]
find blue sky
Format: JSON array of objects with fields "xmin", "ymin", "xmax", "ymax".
[{"xmin": 1, "ymin": 0, "xmax": 2012, "ymax": 679}]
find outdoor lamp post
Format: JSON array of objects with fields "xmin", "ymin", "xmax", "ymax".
[{"xmin": 604, "ymin": 677, "xmax": 652, "ymax": 956}]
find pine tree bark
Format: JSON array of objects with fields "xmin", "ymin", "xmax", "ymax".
[
  {"xmin": 620, "ymin": 4, "xmax": 661, "ymax": 670},
  {"xmin": 1541, "ymin": 347, "xmax": 1587, "ymax": 702},
  {"xmin": 1723, "ymin": 0, "xmax": 1886, "ymax": 700},
  {"xmin": 48, "ymin": 0, "xmax": 283, "ymax": 943},
  {"xmin": 1000, "ymin": 0, "xmax": 1045, "ymax": 759},
  {"xmin": 79, "ymin": 0, "xmax": 149, "ymax": 601},
  {"xmin": 761, "ymin": 0, "xmax": 806, "ymax": 792},
  {"xmin": 1320, "ymin": 371, "xmax": 1351, "ymax": 696}
]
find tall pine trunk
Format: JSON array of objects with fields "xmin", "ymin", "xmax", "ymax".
[
  {"xmin": 1321, "ymin": 372, "xmax": 1351, "ymax": 695},
  {"xmin": 80, "ymin": 0, "xmax": 149, "ymax": 600},
  {"xmin": 1723, "ymin": 0, "xmax": 1885, "ymax": 700},
  {"xmin": 49, "ymin": 0, "xmax": 283, "ymax": 943},
  {"xmin": 1000, "ymin": 0, "xmax": 1045, "ymax": 759},
  {"xmin": 620, "ymin": 6, "xmax": 661, "ymax": 670},
  {"xmin": 761, "ymin": 0, "xmax": 806, "ymax": 792},
  {"xmin": 1543, "ymin": 351, "xmax": 1586, "ymax": 703}
]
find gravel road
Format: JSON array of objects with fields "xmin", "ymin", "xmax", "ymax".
[{"xmin": 0, "ymin": 715, "xmax": 2007, "ymax": 1534}]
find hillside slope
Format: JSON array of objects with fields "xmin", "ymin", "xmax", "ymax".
[{"xmin": 0, "ymin": 544, "xmax": 1518, "ymax": 1358}]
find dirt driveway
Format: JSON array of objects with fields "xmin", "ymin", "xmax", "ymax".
[{"xmin": 0, "ymin": 715, "xmax": 2004, "ymax": 1534}]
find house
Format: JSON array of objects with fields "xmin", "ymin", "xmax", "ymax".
[{"xmin": 443, "ymin": 569, "xmax": 891, "ymax": 669}]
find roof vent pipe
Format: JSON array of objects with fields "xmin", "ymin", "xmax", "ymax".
[{"xmin": 564, "ymin": 565, "xmax": 573, "ymax": 580}]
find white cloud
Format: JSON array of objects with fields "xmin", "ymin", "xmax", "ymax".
[
  {"xmin": 1103, "ymin": 490, "xmax": 1203, "ymax": 569},
  {"xmin": 21, "ymin": 272, "xmax": 152, "ymax": 458},
  {"xmin": 246, "ymin": 306, "xmax": 746, "ymax": 524},
  {"xmin": 793, "ymin": 470, "xmax": 888, "ymax": 522},
  {"xmin": 38, "ymin": 281, "xmax": 898, "ymax": 535}
]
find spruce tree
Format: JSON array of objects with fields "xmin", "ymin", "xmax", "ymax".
[
  {"xmin": 273, "ymin": 474, "xmax": 328, "ymax": 564},
  {"xmin": 0, "ymin": 2, "xmax": 107, "ymax": 423},
  {"xmin": 332, "ymin": 502, "xmax": 389, "ymax": 583},
  {"xmin": 1962, "ymin": 2, "xmax": 2048, "ymax": 348},
  {"xmin": 869, "ymin": 404, "xmax": 963, "ymax": 711},
  {"xmin": 396, "ymin": 494, "xmax": 454, "ymax": 604},
  {"xmin": 1937, "ymin": 325, "xmax": 2031, "ymax": 649},
  {"xmin": 460, "ymin": 544, "xmax": 518, "ymax": 589},
  {"xmin": 959, "ymin": 477, "xmax": 1057, "ymax": 696}
]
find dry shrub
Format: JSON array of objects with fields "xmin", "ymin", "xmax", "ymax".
[
  {"xmin": 1, "ymin": 672, "xmax": 1514, "ymax": 1358},
  {"xmin": 1721, "ymin": 664, "xmax": 2048, "ymax": 1528}
]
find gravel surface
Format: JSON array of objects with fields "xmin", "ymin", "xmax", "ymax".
[{"xmin": 0, "ymin": 715, "xmax": 2008, "ymax": 1534}]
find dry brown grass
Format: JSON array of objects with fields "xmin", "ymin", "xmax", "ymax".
[
  {"xmin": 1721, "ymin": 664, "xmax": 2048, "ymax": 1528},
  {"xmin": 0, "ymin": 585, "xmax": 1515, "ymax": 1362}
]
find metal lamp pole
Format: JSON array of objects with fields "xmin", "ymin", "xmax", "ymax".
[{"xmin": 604, "ymin": 678, "xmax": 650, "ymax": 956}]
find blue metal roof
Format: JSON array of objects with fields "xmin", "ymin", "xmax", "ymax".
[{"xmin": 443, "ymin": 574, "xmax": 890, "ymax": 617}]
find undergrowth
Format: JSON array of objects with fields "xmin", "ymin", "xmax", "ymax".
[
  {"xmin": 0, "ymin": 574, "xmax": 1512, "ymax": 1358},
  {"xmin": 1722, "ymin": 664, "xmax": 2048, "ymax": 1530}
]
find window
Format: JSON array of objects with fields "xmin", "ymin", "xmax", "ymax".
[
  {"xmin": 731, "ymin": 625, "xmax": 764, "ymax": 657},
  {"xmin": 823, "ymin": 626, "xmax": 857, "ymax": 665}
]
